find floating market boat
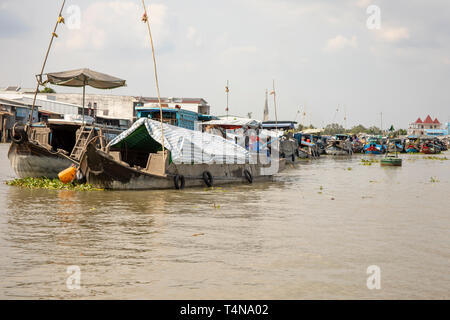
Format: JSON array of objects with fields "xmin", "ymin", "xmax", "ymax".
[
  {"xmin": 8, "ymin": 69, "xmax": 128, "ymax": 178},
  {"xmin": 8, "ymin": 119, "xmax": 124, "ymax": 178},
  {"xmin": 78, "ymin": 118, "xmax": 285, "ymax": 190},
  {"xmin": 420, "ymin": 138, "xmax": 441, "ymax": 154},
  {"xmin": 381, "ymin": 141, "xmax": 403, "ymax": 166},
  {"xmin": 405, "ymin": 136, "xmax": 420, "ymax": 153},
  {"xmin": 380, "ymin": 155, "xmax": 402, "ymax": 166},
  {"xmin": 325, "ymin": 134, "xmax": 353, "ymax": 155},
  {"xmin": 387, "ymin": 138, "xmax": 404, "ymax": 153},
  {"xmin": 363, "ymin": 136, "xmax": 386, "ymax": 154}
]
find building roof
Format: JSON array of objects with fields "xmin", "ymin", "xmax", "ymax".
[
  {"xmin": 423, "ymin": 115, "xmax": 434, "ymax": 124},
  {"xmin": 0, "ymin": 97, "xmax": 30, "ymax": 108},
  {"xmin": 415, "ymin": 117, "xmax": 423, "ymax": 123},
  {"xmin": 433, "ymin": 118, "xmax": 440, "ymax": 124},
  {"xmin": 136, "ymin": 97, "xmax": 209, "ymax": 105}
]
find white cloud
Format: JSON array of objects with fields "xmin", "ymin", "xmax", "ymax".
[
  {"xmin": 325, "ymin": 35, "xmax": 357, "ymax": 52},
  {"xmin": 60, "ymin": 1, "xmax": 168, "ymax": 51},
  {"xmin": 186, "ymin": 26, "xmax": 202, "ymax": 47},
  {"xmin": 355, "ymin": 0, "xmax": 372, "ymax": 8},
  {"xmin": 186, "ymin": 26, "xmax": 196, "ymax": 40},
  {"xmin": 377, "ymin": 26, "xmax": 410, "ymax": 43}
]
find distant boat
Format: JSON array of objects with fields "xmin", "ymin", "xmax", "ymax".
[
  {"xmin": 78, "ymin": 118, "xmax": 285, "ymax": 190},
  {"xmin": 326, "ymin": 134, "xmax": 353, "ymax": 155},
  {"xmin": 405, "ymin": 136, "xmax": 420, "ymax": 153},
  {"xmin": 136, "ymin": 105, "xmax": 216, "ymax": 130},
  {"xmin": 420, "ymin": 138, "xmax": 441, "ymax": 154},
  {"xmin": 387, "ymin": 138, "xmax": 404, "ymax": 153},
  {"xmin": 364, "ymin": 137, "xmax": 386, "ymax": 154}
]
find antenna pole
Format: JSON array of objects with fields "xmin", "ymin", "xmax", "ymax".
[
  {"xmin": 28, "ymin": 0, "xmax": 66, "ymax": 125},
  {"xmin": 225, "ymin": 80, "xmax": 229, "ymax": 119},
  {"xmin": 380, "ymin": 112, "xmax": 383, "ymax": 134},
  {"xmin": 272, "ymin": 80, "xmax": 278, "ymax": 131},
  {"xmin": 142, "ymin": 0, "xmax": 166, "ymax": 170}
]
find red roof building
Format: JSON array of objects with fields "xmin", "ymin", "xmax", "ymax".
[
  {"xmin": 423, "ymin": 115, "xmax": 434, "ymax": 124},
  {"xmin": 408, "ymin": 115, "xmax": 442, "ymax": 135}
]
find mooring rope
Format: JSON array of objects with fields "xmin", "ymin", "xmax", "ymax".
[
  {"xmin": 28, "ymin": 0, "xmax": 66, "ymax": 125},
  {"xmin": 141, "ymin": 0, "xmax": 166, "ymax": 173}
]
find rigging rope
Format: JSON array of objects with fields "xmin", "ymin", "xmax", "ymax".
[
  {"xmin": 28, "ymin": 0, "xmax": 66, "ymax": 125},
  {"xmin": 141, "ymin": 0, "xmax": 166, "ymax": 173}
]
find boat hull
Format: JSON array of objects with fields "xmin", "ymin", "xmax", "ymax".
[
  {"xmin": 8, "ymin": 141, "xmax": 75, "ymax": 178},
  {"xmin": 80, "ymin": 144, "xmax": 283, "ymax": 190},
  {"xmin": 325, "ymin": 147, "xmax": 352, "ymax": 156},
  {"xmin": 406, "ymin": 147, "xmax": 419, "ymax": 153},
  {"xmin": 380, "ymin": 157, "xmax": 402, "ymax": 166}
]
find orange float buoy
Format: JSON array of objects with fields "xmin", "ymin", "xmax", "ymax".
[{"xmin": 58, "ymin": 166, "xmax": 76, "ymax": 184}]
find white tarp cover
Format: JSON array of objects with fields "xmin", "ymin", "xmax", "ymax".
[
  {"xmin": 108, "ymin": 118, "xmax": 250, "ymax": 164},
  {"xmin": 202, "ymin": 117, "xmax": 261, "ymax": 128}
]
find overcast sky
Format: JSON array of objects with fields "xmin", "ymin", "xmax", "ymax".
[{"xmin": 1, "ymin": 0, "xmax": 449, "ymax": 128}]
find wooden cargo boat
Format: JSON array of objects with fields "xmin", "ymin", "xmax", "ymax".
[
  {"xmin": 78, "ymin": 118, "xmax": 285, "ymax": 190},
  {"xmin": 8, "ymin": 121, "xmax": 124, "ymax": 178},
  {"xmin": 326, "ymin": 134, "xmax": 353, "ymax": 155}
]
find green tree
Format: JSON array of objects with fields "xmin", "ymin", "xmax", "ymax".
[
  {"xmin": 323, "ymin": 123, "xmax": 345, "ymax": 135},
  {"xmin": 350, "ymin": 124, "xmax": 367, "ymax": 135},
  {"xmin": 366, "ymin": 126, "xmax": 382, "ymax": 135},
  {"xmin": 39, "ymin": 87, "xmax": 56, "ymax": 93}
]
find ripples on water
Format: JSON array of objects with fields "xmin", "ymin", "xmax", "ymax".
[{"xmin": 0, "ymin": 144, "xmax": 449, "ymax": 299}]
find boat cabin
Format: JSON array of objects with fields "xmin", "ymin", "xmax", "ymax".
[{"xmin": 136, "ymin": 106, "xmax": 200, "ymax": 131}]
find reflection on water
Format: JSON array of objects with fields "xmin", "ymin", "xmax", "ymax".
[{"xmin": 0, "ymin": 143, "xmax": 449, "ymax": 299}]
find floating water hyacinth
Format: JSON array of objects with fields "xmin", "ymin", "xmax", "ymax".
[
  {"xmin": 5, "ymin": 177, "xmax": 103, "ymax": 191},
  {"xmin": 424, "ymin": 156, "xmax": 448, "ymax": 161},
  {"xmin": 360, "ymin": 159, "xmax": 380, "ymax": 166}
]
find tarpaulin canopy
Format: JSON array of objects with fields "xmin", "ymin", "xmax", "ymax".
[
  {"xmin": 42, "ymin": 68, "xmax": 126, "ymax": 89},
  {"xmin": 108, "ymin": 118, "xmax": 250, "ymax": 164},
  {"xmin": 202, "ymin": 116, "xmax": 261, "ymax": 129}
]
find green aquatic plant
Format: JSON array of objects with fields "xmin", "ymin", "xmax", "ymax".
[
  {"xmin": 5, "ymin": 177, "xmax": 103, "ymax": 191},
  {"xmin": 360, "ymin": 159, "xmax": 379, "ymax": 166},
  {"xmin": 424, "ymin": 156, "xmax": 448, "ymax": 161}
]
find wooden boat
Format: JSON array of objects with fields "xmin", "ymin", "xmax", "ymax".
[
  {"xmin": 387, "ymin": 138, "xmax": 404, "ymax": 153},
  {"xmin": 78, "ymin": 118, "xmax": 285, "ymax": 190},
  {"xmin": 405, "ymin": 136, "xmax": 420, "ymax": 153},
  {"xmin": 8, "ymin": 120, "xmax": 124, "ymax": 178},
  {"xmin": 364, "ymin": 137, "xmax": 386, "ymax": 154},
  {"xmin": 380, "ymin": 155, "xmax": 402, "ymax": 166},
  {"xmin": 420, "ymin": 140, "xmax": 441, "ymax": 154},
  {"xmin": 8, "ymin": 68, "xmax": 128, "ymax": 178},
  {"xmin": 325, "ymin": 134, "xmax": 353, "ymax": 155}
]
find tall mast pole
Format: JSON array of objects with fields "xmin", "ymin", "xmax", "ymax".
[
  {"xmin": 141, "ymin": 0, "xmax": 166, "ymax": 169},
  {"xmin": 28, "ymin": 0, "xmax": 66, "ymax": 125},
  {"xmin": 225, "ymin": 80, "xmax": 229, "ymax": 119},
  {"xmin": 380, "ymin": 112, "xmax": 383, "ymax": 134},
  {"xmin": 272, "ymin": 79, "xmax": 278, "ymax": 131}
]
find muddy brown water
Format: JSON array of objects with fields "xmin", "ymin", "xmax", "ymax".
[{"xmin": 0, "ymin": 143, "xmax": 449, "ymax": 299}]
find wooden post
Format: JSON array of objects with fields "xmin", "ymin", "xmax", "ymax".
[{"xmin": 1, "ymin": 115, "xmax": 5, "ymax": 143}]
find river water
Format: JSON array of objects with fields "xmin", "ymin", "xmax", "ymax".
[{"xmin": 0, "ymin": 143, "xmax": 448, "ymax": 299}]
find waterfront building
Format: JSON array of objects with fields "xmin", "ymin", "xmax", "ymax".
[{"xmin": 407, "ymin": 115, "xmax": 442, "ymax": 136}]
